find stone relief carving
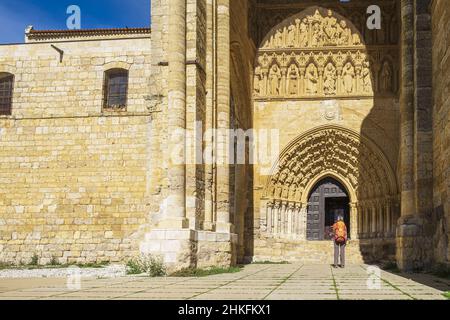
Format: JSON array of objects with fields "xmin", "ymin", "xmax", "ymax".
[
  {"xmin": 342, "ymin": 62, "xmax": 355, "ymax": 94},
  {"xmin": 305, "ymin": 63, "xmax": 318, "ymax": 94},
  {"xmin": 262, "ymin": 10, "xmax": 362, "ymax": 49},
  {"xmin": 323, "ymin": 63, "xmax": 337, "ymax": 95},
  {"xmin": 380, "ymin": 61, "xmax": 393, "ymax": 93},
  {"xmin": 253, "ymin": 9, "xmax": 399, "ymax": 99},
  {"xmin": 268, "ymin": 64, "xmax": 282, "ymax": 96}
]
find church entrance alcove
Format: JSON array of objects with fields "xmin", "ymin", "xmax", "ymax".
[{"xmin": 307, "ymin": 177, "xmax": 350, "ymax": 241}]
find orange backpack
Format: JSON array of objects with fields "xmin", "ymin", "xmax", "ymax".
[{"xmin": 334, "ymin": 221, "xmax": 347, "ymax": 244}]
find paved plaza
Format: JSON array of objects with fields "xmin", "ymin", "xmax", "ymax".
[{"xmin": 0, "ymin": 264, "xmax": 448, "ymax": 300}]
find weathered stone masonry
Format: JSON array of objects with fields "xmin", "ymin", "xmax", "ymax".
[{"xmin": 0, "ymin": 32, "xmax": 152, "ymax": 264}]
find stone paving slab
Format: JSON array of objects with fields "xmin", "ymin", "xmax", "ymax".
[{"xmin": 0, "ymin": 264, "xmax": 447, "ymax": 300}]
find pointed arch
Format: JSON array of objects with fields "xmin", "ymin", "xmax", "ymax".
[{"xmin": 264, "ymin": 125, "xmax": 397, "ymax": 203}]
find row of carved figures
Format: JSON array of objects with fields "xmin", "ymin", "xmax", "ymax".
[
  {"xmin": 254, "ymin": 60, "xmax": 394, "ymax": 97},
  {"xmin": 262, "ymin": 9, "xmax": 362, "ymax": 49},
  {"xmin": 253, "ymin": 8, "xmax": 399, "ymax": 47}
]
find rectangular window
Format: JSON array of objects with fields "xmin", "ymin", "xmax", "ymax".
[
  {"xmin": 103, "ymin": 69, "xmax": 128, "ymax": 110},
  {"xmin": 0, "ymin": 74, "xmax": 13, "ymax": 115}
]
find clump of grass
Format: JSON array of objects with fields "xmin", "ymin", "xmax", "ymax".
[
  {"xmin": 30, "ymin": 254, "xmax": 39, "ymax": 266},
  {"xmin": 0, "ymin": 259, "xmax": 110, "ymax": 271},
  {"xmin": 443, "ymin": 291, "xmax": 450, "ymax": 300},
  {"xmin": 170, "ymin": 266, "xmax": 243, "ymax": 277},
  {"xmin": 126, "ymin": 255, "xmax": 166, "ymax": 277},
  {"xmin": 252, "ymin": 261, "xmax": 290, "ymax": 265},
  {"xmin": 126, "ymin": 258, "xmax": 144, "ymax": 275},
  {"xmin": 0, "ymin": 262, "xmax": 14, "ymax": 270},
  {"xmin": 76, "ymin": 261, "xmax": 109, "ymax": 269},
  {"xmin": 49, "ymin": 256, "xmax": 61, "ymax": 266}
]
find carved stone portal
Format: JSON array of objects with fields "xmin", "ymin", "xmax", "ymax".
[{"xmin": 261, "ymin": 126, "xmax": 399, "ymax": 240}]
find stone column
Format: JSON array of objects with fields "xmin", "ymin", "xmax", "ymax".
[
  {"xmin": 266, "ymin": 201, "xmax": 273, "ymax": 234},
  {"xmin": 299, "ymin": 203, "xmax": 308, "ymax": 240},
  {"xmin": 215, "ymin": 0, "xmax": 233, "ymax": 233},
  {"xmin": 140, "ymin": 0, "xmax": 196, "ymax": 271},
  {"xmin": 360, "ymin": 206, "xmax": 365, "ymax": 238},
  {"xmin": 396, "ymin": 0, "xmax": 432, "ymax": 271},
  {"xmin": 364, "ymin": 206, "xmax": 369, "ymax": 239},
  {"xmin": 399, "ymin": 0, "xmax": 416, "ymax": 221},
  {"xmin": 385, "ymin": 200, "xmax": 392, "ymax": 237},
  {"xmin": 358, "ymin": 205, "xmax": 364, "ymax": 239},
  {"xmin": 273, "ymin": 201, "xmax": 280, "ymax": 235},
  {"xmin": 163, "ymin": 0, "xmax": 189, "ymax": 229},
  {"xmin": 350, "ymin": 203, "xmax": 358, "ymax": 240},
  {"xmin": 377, "ymin": 204, "xmax": 383, "ymax": 238},
  {"xmin": 204, "ymin": 0, "xmax": 216, "ymax": 232},
  {"xmin": 371, "ymin": 204, "xmax": 377, "ymax": 238}
]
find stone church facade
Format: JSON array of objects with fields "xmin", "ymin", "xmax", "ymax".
[{"xmin": 0, "ymin": 0, "xmax": 448, "ymax": 271}]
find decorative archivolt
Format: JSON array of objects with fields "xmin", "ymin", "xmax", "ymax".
[
  {"xmin": 264, "ymin": 126, "xmax": 397, "ymax": 204},
  {"xmin": 253, "ymin": 8, "xmax": 398, "ymax": 99}
]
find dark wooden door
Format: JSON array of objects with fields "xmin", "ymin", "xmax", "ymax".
[
  {"xmin": 307, "ymin": 178, "xmax": 349, "ymax": 241},
  {"xmin": 307, "ymin": 188, "xmax": 322, "ymax": 240}
]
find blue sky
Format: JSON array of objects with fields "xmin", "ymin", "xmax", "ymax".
[{"xmin": 0, "ymin": 0, "xmax": 150, "ymax": 44}]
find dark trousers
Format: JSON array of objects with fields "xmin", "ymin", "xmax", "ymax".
[{"xmin": 334, "ymin": 241, "xmax": 346, "ymax": 266}]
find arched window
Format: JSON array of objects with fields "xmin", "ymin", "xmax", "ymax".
[
  {"xmin": 103, "ymin": 69, "xmax": 129, "ymax": 110},
  {"xmin": 0, "ymin": 72, "xmax": 14, "ymax": 115}
]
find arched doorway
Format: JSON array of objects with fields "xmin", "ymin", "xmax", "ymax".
[{"xmin": 307, "ymin": 177, "xmax": 350, "ymax": 241}]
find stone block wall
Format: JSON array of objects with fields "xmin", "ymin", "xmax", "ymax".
[{"xmin": 0, "ymin": 37, "xmax": 152, "ymax": 264}]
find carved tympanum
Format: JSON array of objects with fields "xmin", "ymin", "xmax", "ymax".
[{"xmin": 254, "ymin": 8, "xmax": 398, "ymax": 99}]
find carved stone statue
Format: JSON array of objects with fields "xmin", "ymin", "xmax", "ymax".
[
  {"xmin": 311, "ymin": 22, "xmax": 322, "ymax": 47},
  {"xmin": 323, "ymin": 63, "xmax": 337, "ymax": 95},
  {"xmin": 268, "ymin": 64, "xmax": 281, "ymax": 96},
  {"xmin": 380, "ymin": 61, "xmax": 392, "ymax": 93},
  {"xmin": 342, "ymin": 62, "xmax": 355, "ymax": 94},
  {"xmin": 287, "ymin": 64, "xmax": 299, "ymax": 95},
  {"xmin": 362, "ymin": 62, "xmax": 372, "ymax": 93},
  {"xmin": 287, "ymin": 25, "xmax": 296, "ymax": 47},
  {"xmin": 253, "ymin": 67, "xmax": 261, "ymax": 95},
  {"xmin": 324, "ymin": 10, "xmax": 338, "ymax": 45},
  {"xmin": 275, "ymin": 29, "xmax": 283, "ymax": 48},
  {"xmin": 352, "ymin": 33, "xmax": 362, "ymax": 45},
  {"xmin": 299, "ymin": 18, "xmax": 309, "ymax": 47},
  {"xmin": 336, "ymin": 21, "xmax": 350, "ymax": 46},
  {"xmin": 305, "ymin": 64, "xmax": 318, "ymax": 94}
]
